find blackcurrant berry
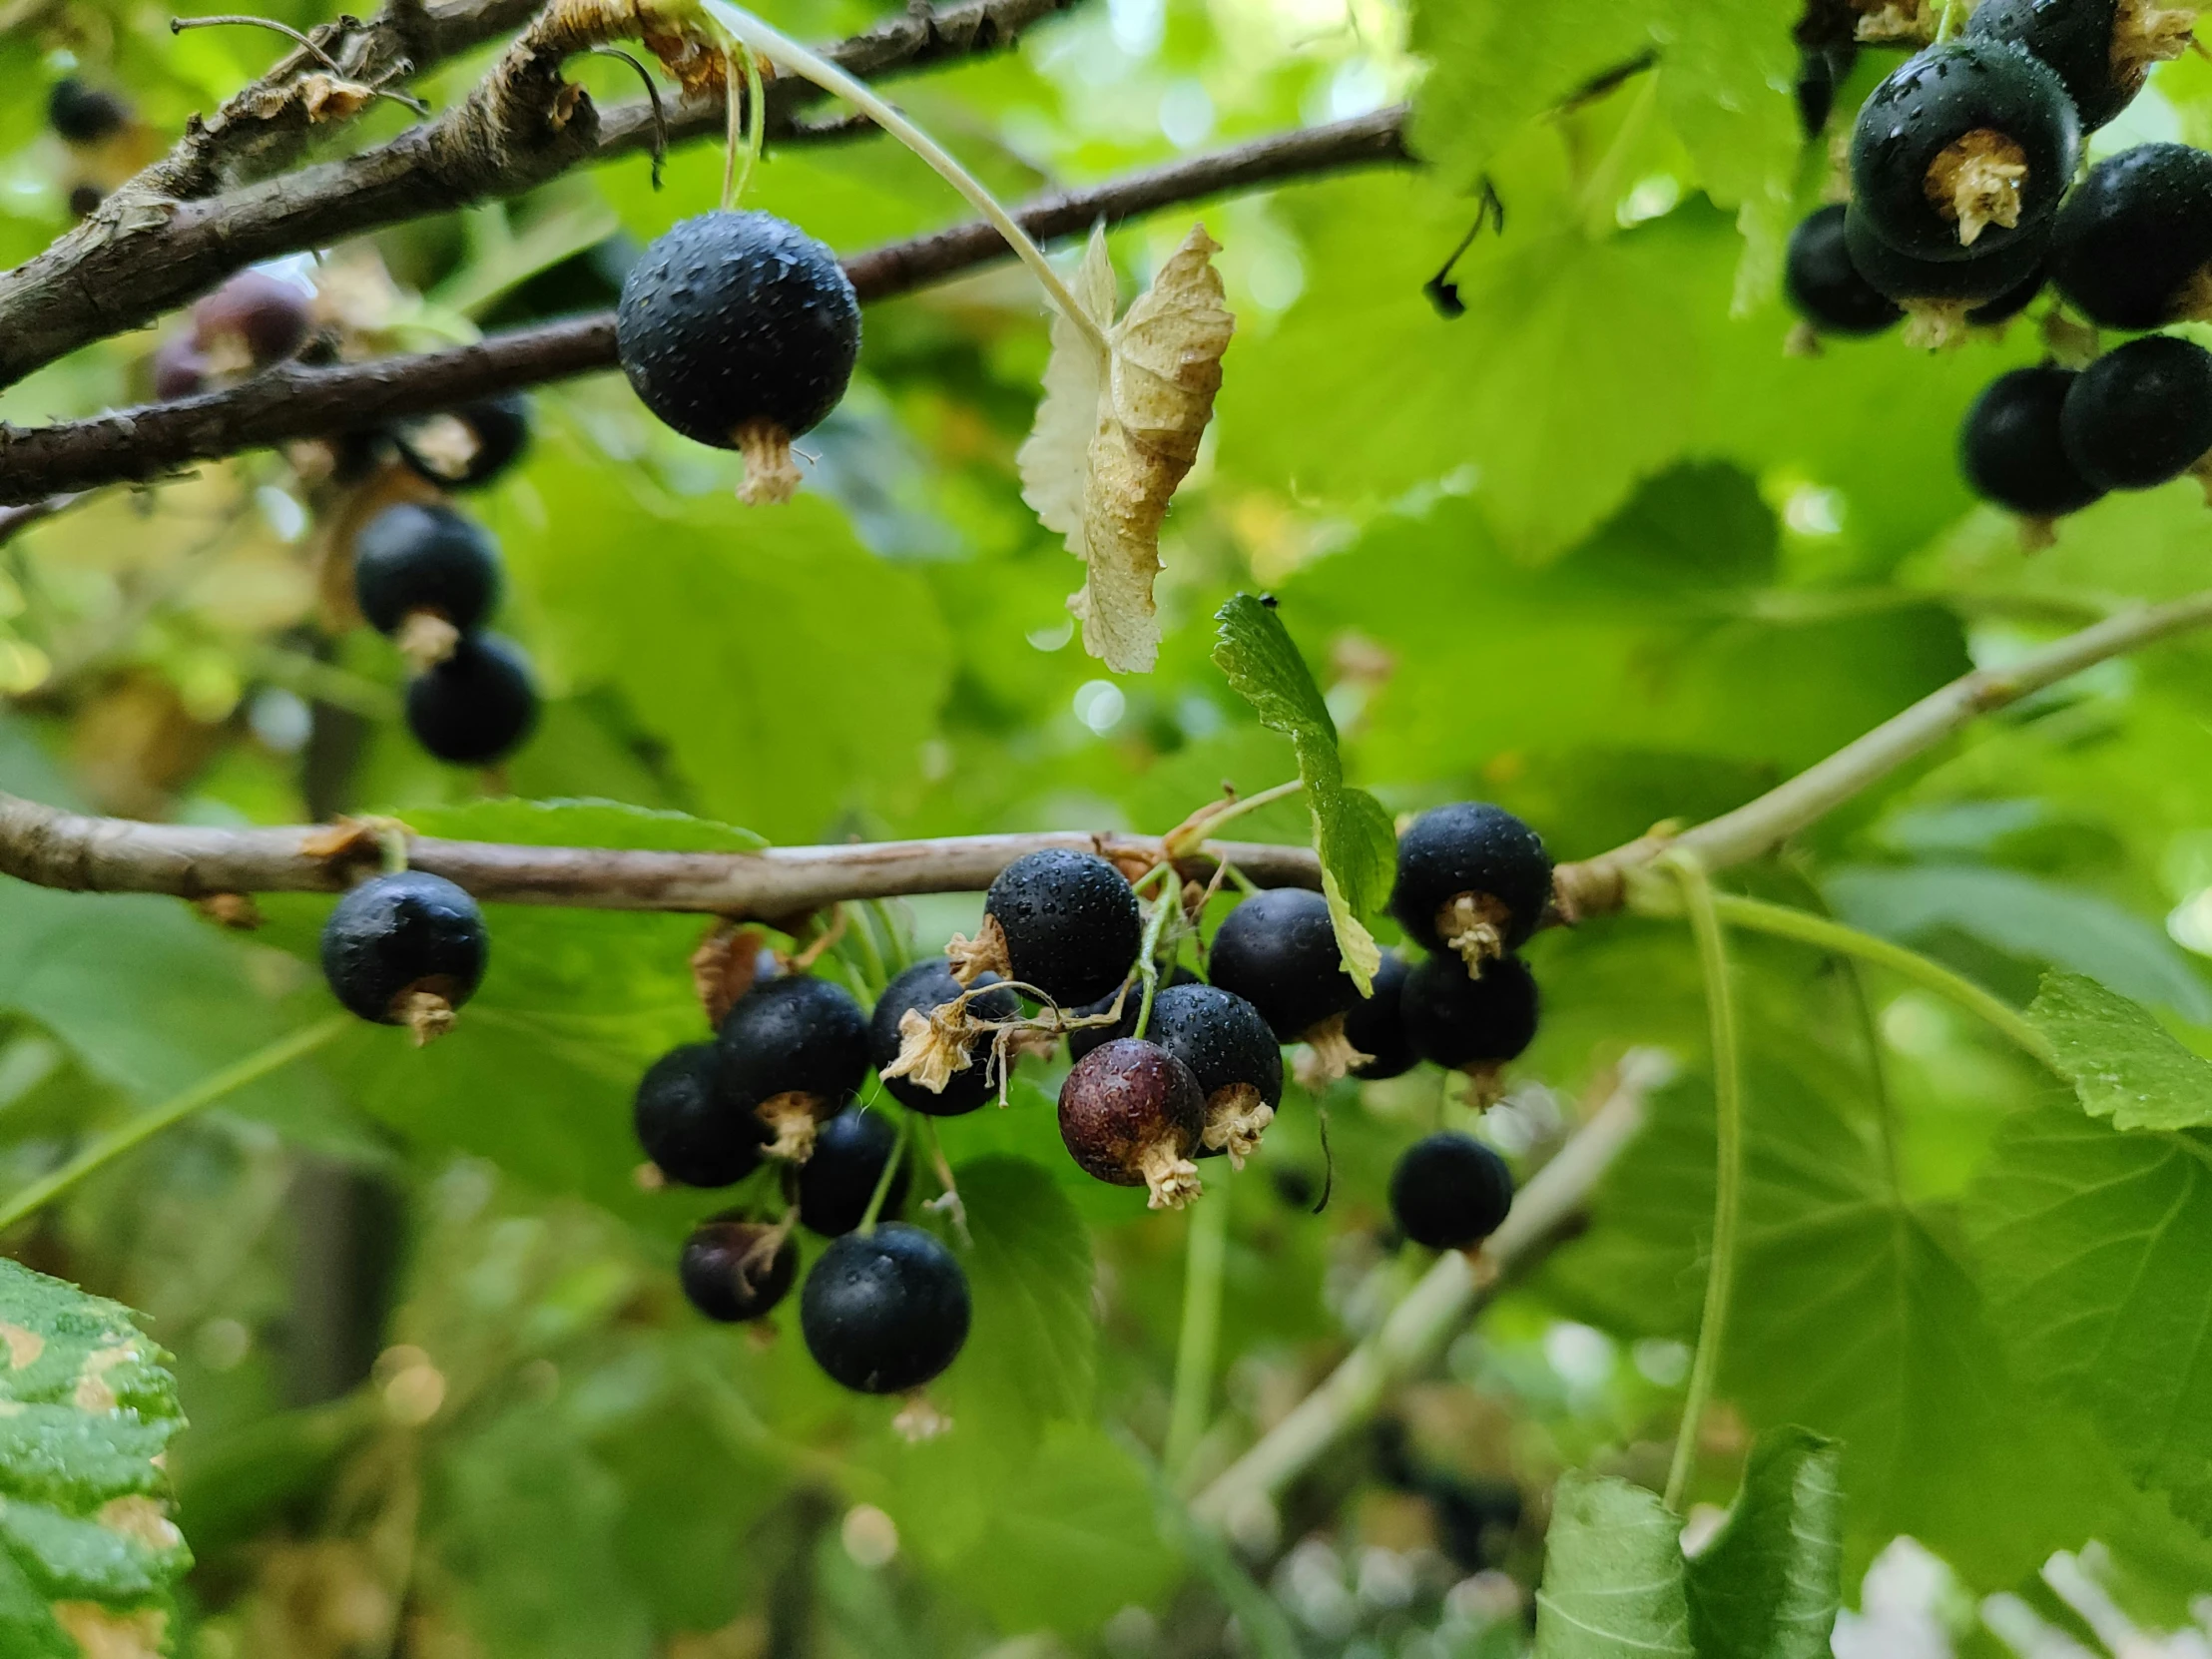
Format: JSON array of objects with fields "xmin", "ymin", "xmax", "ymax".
[
  {"xmin": 2049, "ymin": 143, "xmax": 2212, "ymax": 330},
  {"xmin": 1968, "ymin": 0, "xmax": 2187, "ymax": 131},
  {"xmin": 954, "ymin": 848, "xmax": 1143, "ymax": 1009},
  {"xmin": 634, "ymin": 1041, "xmax": 766, "ymax": 1187},
  {"xmin": 1388, "ymin": 1131, "xmax": 1514, "ymax": 1251},
  {"xmin": 395, "ymin": 393, "xmax": 532, "ymax": 491},
  {"xmin": 1057, "ymin": 1037, "xmax": 1206, "ymax": 1209},
  {"xmin": 1389, "ymin": 803, "xmax": 1552, "ymax": 971},
  {"xmin": 1960, "ymin": 365, "xmax": 2105, "ymax": 520},
  {"xmin": 152, "ymin": 336, "xmax": 208, "ymax": 402},
  {"xmin": 798, "ymin": 1106, "xmax": 908, "ymax": 1236},
  {"xmin": 48, "ymin": 79, "xmax": 129, "ymax": 146},
  {"xmin": 1066, "ymin": 965, "xmax": 1199, "ymax": 1063},
  {"xmin": 67, "ymin": 184, "xmax": 102, "ymax": 220},
  {"xmin": 405, "ymin": 633, "xmax": 538, "ymax": 766},
  {"xmin": 718, "ymin": 974, "xmax": 870, "ymax": 1160},
  {"xmin": 1400, "ymin": 952, "xmax": 1539, "ymax": 1077},
  {"xmin": 1849, "ymin": 38, "xmax": 2078, "ymax": 261},
  {"xmin": 680, "ymin": 1214, "xmax": 798, "ymax": 1323},
  {"xmin": 352, "ymin": 503, "xmax": 501, "ymax": 665},
  {"xmin": 869, "ymin": 959, "xmax": 1018, "ymax": 1116},
  {"xmin": 320, "ymin": 870, "xmax": 487, "ymax": 1042},
  {"xmin": 1795, "ymin": 40, "xmax": 1858, "ymax": 137},
  {"xmin": 2060, "ymin": 333, "xmax": 2212, "ymax": 490},
  {"xmin": 191, "ymin": 271, "xmax": 313, "ymax": 370},
  {"xmin": 1144, "ymin": 983, "xmax": 1285, "ymax": 1165},
  {"xmin": 1786, "ymin": 207, "xmax": 1903, "ymax": 337},
  {"xmin": 1842, "ymin": 205, "xmax": 2051, "ymax": 346},
  {"xmin": 1210, "ymin": 888, "xmax": 1362, "ymax": 1072},
  {"xmin": 801, "ymin": 1223, "xmax": 970, "ymax": 1393},
  {"xmin": 616, "ymin": 211, "xmax": 860, "ymax": 503},
  {"xmin": 1344, "ymin": 949, "xmax": 1419, "ymax": 1081}
]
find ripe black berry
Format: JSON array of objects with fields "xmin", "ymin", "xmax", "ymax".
[
  {"xmin": 192, "ymin": 271, "xmax": 313, "ymax": 370},
  {"xmin": 2060, "ymin": 333, "xmax": 2212, "ymax": 491},
  {"xmin": 1066, "ymin": 965, "xmax": 1199, "ymax": 1063},
  {"xmin": 634, "ymin": 1041, "xmax": 766, "ymax": 1187},
  {"xmin": 1389, "ymin": 803, "xmax": 1552, "ymax": 971},
  {"xmin": 395, "ymin": 394, "xmax": 532, "ymax": 491},
  {"xmin": 679, "ymin": 1215, "xmax": 798, "ymax": 1323},
  {"xmin": 2049, "ymin": 144, "xmax": 2212, "ymax": 330},
  {"xmin": 1842, "ymin": 205, "xmax": 2051, "ymax": 346},
  {"xmin": 48, "ymin": 79, "xmax": 129, "ymax": 145},
  {"xmin": 719, "ymin": 974, "xmax": 870, "ymax": 1160},
  {"xmin": 1344, "ymin": 949, "xmax": 1419, "ymax": 1081},
  {"xmin": 1968, "ymin": 0, "xmax": 2188, "ymax": 131},
  {"xmin": 1849, "ymin": 38, "xmax": 2078, "ymax": 261},
  {"xmin": 954, "ymin": 848, "xmax": 1143, "ymax": 1009},
  {"xmin": 353, "ymin": 504, "xmax": 501, "ymax": 665},
  {"xmin": 1960, "ymin": 365, "xmax": 2105, "ymax": 520},
  {"xmin": 1786, "ymin": 207, "xmax": 1903, "ymax": 337},
  {"xmin": 869, "ymin": 959, "xmax": 1018, "ymax": 1115},
  {"xmin": 1795, "ymin": 40, "xmax": 1858, "ymax": 137},
  {"xmin": 1057, "ymin": 1038, "xmax": 1206, "ymax": 1208},
  {"xmin": 1400, "ymin": 952, "xmax": 1539, "ymax": 1077},
  {"xmin": 405, "ymin": 633, "xmax": 538, "ymax": 766},
  {"xmin": 1144, "ymin": 983, "xmax": 1285, "ymax": 1165},
  {"xmin": 616, "ymin": 211, "xmax": 860, "ymax": 503},
  {"xmin": 320, "ymin": 870, "xmax": 487, "ymax": 1043},
  {"xmin": 801, "ymin": 1223, "xmax": 970, "ymax": 1393},
  {"xmin": 798, "ymin": 1106, "xmax": 908, "ymax": 1236},
  {"xmin": 1210, "ymin": 888, "xmax": 1362, "ymax": 1074},
  {"xmin": 1389, "ymin": 1131, "xmax": 1514, "ymax": 1251}
]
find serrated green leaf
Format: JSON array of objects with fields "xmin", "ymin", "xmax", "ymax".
[
  {"xmin": 938, "ymin": 1155, "xmax": 1095, "ymax": 1430},
  {"xmin": 1533, "ymin": 1472, "xmax": 1693, "ymax": 1659},
  {"xmin": 1685, "ymin": 1427, "xmax": 1844, "ymax": 1659},
  {"xmin": 2028, "ymin": 971, "xmax": 2212, "ymax": 1132},
  {"xmin": 402, "ymin": 798, "xmax": 766, "ymax": 852}
]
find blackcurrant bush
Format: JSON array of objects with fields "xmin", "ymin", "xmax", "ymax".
[
  {"xmin": 1400, "ymin": 952, "xmax": 1539, "ymax": 1077},
  {"xmin": 1066, "ymin": 965, "xmax": 1198, "ymax": 1063},
  {"xmin": 1849, "ymin": 38, "xmax": 2078, "ymax": 261},
  {"xmin": 320, "ymin": 869, "xmax": 487, "ymax": 1042},
  {"xmin": 1344, "ymin": 949, "xmax": 1419, "ymax": 1081},
  {"xmin": 869, "ymin": 959, "xmax": 1018, "ymax": 1115},
  {"xmin": 405, "ymin": 633, "xmax": 538, "ymax": 766},
  {"xmin": 1786, "ymin": 207, "xmax": 1903, "ymax": 337},
  {"xmin": 634, "ymin": 1041, "xmax": 766, "ymax": 1187},
  {"xmin": 1389, "ymin": 803, "xmax": 1552, "ymax": 970},
  {"xmin": 679, "ymin": 1215, "xmax": 798, "ymax": 1323},
  {"xmin": 798, "ymin": 1106, "xmax": 908, "ymax": 1236},
  {"xmin": 1057, "ymin": 1037, "xmax": 1206, "ymax": 1208},
  {"xmin": 1843, "ymin": 205, "xmax": 2051, "ymax": 346},
  {"xmin": 1960, "ymin": 365, "xmax": 2105, "ymax": 521},
  {"xmin": 2049, "ymin": 143, "xmax": 2212, "ymax": 330},
  {"xmin": 2060, "ymin": 333, "xmax": 2212, "ymax": 490},
  {"xmin": 191, "ymin": 271, "xmax": 313, "ymax": 370},
  {"xmin": 719, "ymin": 974, "xmax": 870, "ymax": 1160},
  {"xmin": 48, "ymin": 79, "xmax": 129, "ymax": 146},
  {"xmin": 395, "ymin": 393, "xmax": 532, "ymax": 491},
  {"xmin": 801, "ymin": 1223, "xmax": 970, "ymax": 1393},
  {"xmin": 954, "ymin": 848, "xmax": 1143, "ymax": 1009},
  {"xmin": 1389, "ymin": 1131, "xmax": 1514, "ymax": 1251},
  {"xmin": 1968, "ymin": 0, "xmax": 2189, "ymax": 131},
  {"xmin": 1210, "ymin": 887, "xmax": 1362, "ymax": 1072},
  {"xmin": 616, "ymin": 211, "xmax": 860, "ymax": 503},
  {"xmin": 352, "ymin": 503, "xmax": 501, "ymax": 664},
  {"xmin": 1144, "ymin": 983, "xmax": 1285, "ymax": 1165}
]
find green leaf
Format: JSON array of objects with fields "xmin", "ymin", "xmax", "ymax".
[
  {"xmin": 1211, "ymin": 595, "xmax": 1394, "ymax": 991},
  {"xmin": 937, "ymin": 1155, "xmax": 1096, "ymax": 1430},
  {"xmin": 1684, "ymin": 1427, "xmax": 1844, "ymax": 1659},
  {"xmin": 2027, "ymin": 971, "xmax": 2212, "ymax": 1132},
  {"xmin": 1532, "ymin": 1471, "xmax": 1693, "ymax": 1659},
  {"xmin": 0, "ymin": 1258, "xmax": 191, "ymax": 1659},
  {"xmin": 401, "ymin": 797, "xmax": 766, "ymax": 852}
]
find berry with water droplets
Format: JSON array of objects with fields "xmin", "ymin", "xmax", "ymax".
[
  {"xmin": 2050, "ymin": 143, "xmax": 2212, "ymax": 329},
  {"xmin": 1968, "ymin": 0, "xmax": 2190, "ymax": 132},
  {"xmin": 1210, "ymin": 887, "xmax": 1363, "ymax": 1073},
  {"xmin": 1345, "ymin": 949, "xmax": 1419, "ymax": 1081},
  {"xmin": 1144, "ymin": 983, "xmax": 1284, "ymax": 1165},
  {"xmin": 1842, "ymin": 205, "xmax": 2050, "ymax": 347},
  {"xmin": 2061, "ymin": 333, "xmax": 2212, "ymax": 491},
  {"xmin": 353, "ymin": 503, "xmax": 501, "ymax": 665},
  {"xmin": 1389, "ymin": 1131, "xmax": 1514, "ymax": 1251},
  {"xmin": 870, "ymin": 959, "xmax": 1019, "ymax": 1114},
  {"xmin": 953, "ymin": 848, "xmax": 1143, "ymax": 1008},
  {"xmin": 1786, "ymin": 207, "xmax": 1903, "ymax": 337},
  {"xmin": 1066, "ymin": 966, "xmax": 1198, "ymax": 1063},
  {"xmin": 634, "ymin": 1041, "xmax": 766, "ymax": 1187},
  {"xmin": 1390, "ymin": 803, "xmax": 1552, "ymax": 972},
  {"xmin": 1400, "ymin": 953, "xmax": 1539, "ymax": 1077},
  {"xmin": 798, "ymin": 1107, "xmax": 908, "ymax": 1236},
  {"xmin": 801, "ymin": 1223, "xmax": 970, "ymax": 1393},
  {"xmin": 320, "ymin": 870, "xmax": 487, "ymax": 1043},
  {"xmin": 719, "ymin": 975, "xmax": 869, "ymax": 1161},
  {"xmin": 1057, "ymin": 1037, "xmax": 1206, "ymax": 1209},
  {"xmin": 680, "ymin": 1215, "xmax": 798, "ymax": 1323},
  {"xmin": 395, "ymin": 394, "xmax": 532, "ymax": 491},
  {"xmin": 406, "ymin": 633, "xmax": 538, "ymax": 766}
]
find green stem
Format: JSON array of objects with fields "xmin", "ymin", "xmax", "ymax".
[
  {"xmin": 1132, "ymin": 885, "xmax": 1179, "ymax": 1039},
  {"xmin": 1166, "ymin": 1162, "xmax": 1232, "ymax": 1480},
  {"xmin": 843, "ymin": 900, "xmax": 887, "ymax": 996},
  {"xmin": 0, "ymin": 1016, "xmax": 348, "ymax": 1232},
  {"xmin": 1936, "ymin": 0, "xmax": 1964, "ymax": 41},
  {"xmin": 857, "ymin": 1110, "xmax": 911, "ymax": 1235},
  {"xmin": 1166, "ymin": 780, "xmax": 1305, "ymax": 856},
  {"xmin": 1663, "ymin": 854, "xmax": 1743, "ymax": 1514}
]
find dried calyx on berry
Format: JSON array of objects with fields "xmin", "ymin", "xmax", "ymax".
[
  {"xmin": 1345, "ymin": 949, "xmax": 1419, "ymax": 1081},
  {"xmin": 1400, "ymin": 953, "xmax": 1539, "ymax": 1096},
  {"xmin": 616, "ymin": 211, "xmax": 860, "ymax": 504},
  {"xmin": 634, "ymin": 1041, "xmax": 768, "ymax": 1187},
  {"xmin": 1210, "ymin": 887, "xmax": 1366, "ymax": 1079},
  {"xmin": 406, "ymin": 634, "xmax": 538, "ymax": 767},
  {"xmin": 1786, "ymin": 207, "xmax": 1903, "ymax": 346},
  {"xmin": 1389, "ymin": 803, "xmax": 1552, "ymax": 974},
  {"xmin": 1960, "ymin": 365, "xmax": 2105, "ymax": 542},
  {"xmin": 1143, "ymin": 983, "xmax": 1285, "ymax": 1166},
  {"xmin": 1066, "ymin": 966, "xmax": 1198, "ymax": 1063},
  {"xmin": 1968, "ymin": 0, "xmax": 2197, "ymax": 132},
  {"xmin": 1057, "ymin": 1038, "xmax": 1207, "ymax": 1208},
  {"xmin": 949, "ymin": 848, "xmax": 1144, "ymax": 1008},
  {"xmin": 2059, "ymin": 333, "xmax": 2212, "ymax": 494},
  {"xmin": 719, "ymin": 974, "xmax": 870, "ymax": 1162},
  {"xmin": 1389, "ymin": 1131, "xmax": 1515, "ymax": 1251},
  {"xmin": 798, "ymin": 1106, "xmax": 907, "ymax": 1236},
  {"xmin": 49, "ymin": 78, "xmax": 131, "ymax": 146},
  {"xmin": 1842, "ymin": 206, "xmax": 2050, "ymax": 348},
  {"xmin": 2050, "ymin": 144, "xmax": 2212, "ymax": 329},
  {"xmin": 394, "ymin": 394, "xmax": 532, "ymax": 492},
  {"xmin": 872, "ymin": 959, "xmax": 1020, "ymax": 1115},
  {"xmin": 320, "ymin": 870, "xmax": 487, "ymax": 1044},
  {"xmin": 352, "ymin": 503, "xmax": 502, "ymax": 669},
  {"xmin": 801, "ymin": 1222, "xmax": 971, "ymax": 1393},
  {"xmin": 680, "ymin": 1213, "xmax": 798, "ymax": 1323}
]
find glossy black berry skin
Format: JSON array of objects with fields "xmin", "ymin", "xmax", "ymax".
[
  {"xmin": 1146, "ymin": 983, "xmax": 1283, "ymax": 1109},
  {"xmin": 49, "ymin": 79, "xmax": 129, "ymax": 145},
  {"xmin": 2060, "ymin": 333, "xmax": 2212, "ymax": 490},
  {"xmin": 867, "ymin": 959, "xmax": 1017, "ymax": 1115},
  {"xmin": 680, "ymin": 1215, "xmax": 798, "ymax": 1323},
  {"xmin": 396, "ymin": 394, "xmax": 532, "ymax": 491},
  {"xmin": 798, "ymin": 1107, "xmax": 908, "ymax": 1236},
  {"xmin": 353, "ymin": 504, "xmax": 501, "ymax": 637},
  {"xmin": 1389, "ymin": 1132, "xmax": 1514, "ymax": 1251},
  {"xmin": 1965, "ymin": 262, "xmax": 2048, "ymax": 327},
  {"xmin": 1209, "ymin": 887, "xmax": 1359, "ymax": 1041},
  {"xmin": 1795, "ymin": 40, "xmax": 1858, "ymax": 137},
  {"xmin": 1400, "ymin": 953, "xmax": 1539, "ymax": 1072},
  {"xmin": 1961, "ymin": 366, "xmax": 2106, "ymax": 517},
  {"xmin": 801, "ymin": 1223, "xmax": 970, "ymax": 1393},
  {"xmin": 1066, "ymin": 966, "xmax": 1198, "ymax": 1063},
  {"xmin": 981, "ymin": 849, "xmax": 1144, "ymax": 1008},
  {"xmin": 1345, "ymin": 949, "xmax": 1419, "ymax": 1081},
  {"xmin": 1849, "ymin": 39, "xmax": 2078, "ymax": 262},
  {"xmin": 1843, "ymin": 205, "xmax": 2050, "ymax": 306},
  {"xmin": 719, "ymin": 974, "xmax": 870, "ymax": 1111},
  {"xmin": 1786, "ymin": 207, "xmax": 1903, "ymax": 336},
  {"xmin": 1967, "ymin": 0, "xmax": 2136, "ymax": 130},
  {"xmin": 320, "ymin": 870, "xmax": 488, "ymax": 1024},
  {"xmin": 634, "ymin": 1042, "xmax": 766, "ymax": 1187},
  {"xmin": 2049, "ymin": 144, "xmax": 2212, "ymax": 330},
  {"xmin": 616, "ymin": 211, "xmax": 860, "ymax": 449},
  {"xmin": 405, "ymin": 634, "xmax": 538, "ymax": 766},
  {"xmin": 1389, "ymin": 804, "xmax": 1552, "ymax": 958}
]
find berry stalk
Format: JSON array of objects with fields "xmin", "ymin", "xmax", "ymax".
[{"xmin": 857, "ymin": 1110, "xmax": 911, "ymax": 1235}]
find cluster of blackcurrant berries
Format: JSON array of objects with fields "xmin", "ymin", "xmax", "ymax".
[
  {"xmin": 47, "ymin": 75, "xmax": 133, "ymax": 220},
  {"xmin": 1783, "ymin": 0, "xmax": 2212, "ymax": 537}
]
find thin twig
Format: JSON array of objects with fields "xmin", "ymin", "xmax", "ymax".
[
  {"xmin": 587, "ymin": 48, "xmax": 666, "ymax": 188},
  {"xmin": 171, "ymin": 15, "xmax": 432, "ymax": 113}
]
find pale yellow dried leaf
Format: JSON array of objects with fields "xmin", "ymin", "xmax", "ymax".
[{"xmin": 1016, "ymin": 230, "xmax": 1115, "ymax": 539}]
